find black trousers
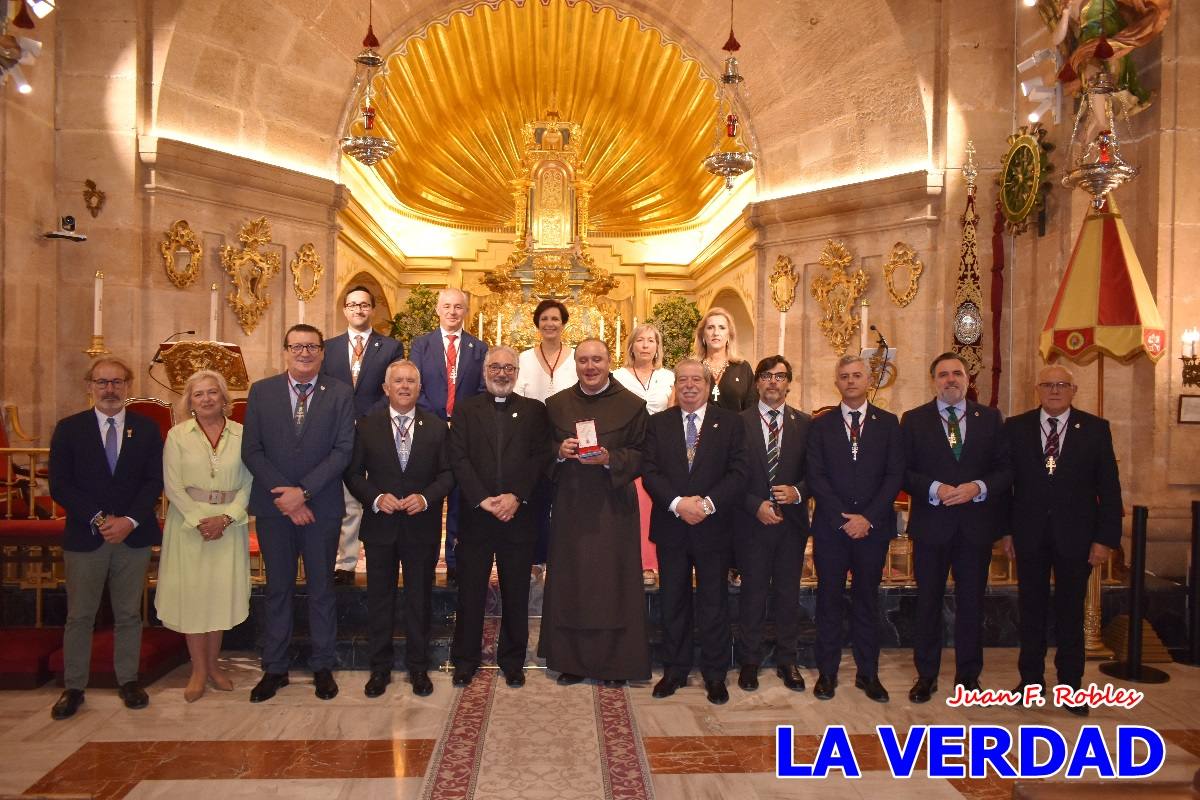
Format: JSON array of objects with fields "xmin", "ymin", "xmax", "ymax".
[
  {"xmin": 364, "ymin": 534, "xmax": 438, "ymax": 673},
  {"xmin": 1015, "ymin": 533, "xmax": 1091, "ymax": 689},
  {"xmin": 658, "ymin": 540, "xmax": 730, "ymax": 682},
  {"xmin": 734, "ymin": 524, "xmax": 805, "ymax": 667},
  {"xmin": 451, "ymin": 529, "xmax": 536, "ymax": 674},
  {"xmin": 813, "ymin": 530, "xmax": 889, "ymax": 678},
  {"xmin": 912, "ymin": 532, "xmax": 992, "ymax": 680}
]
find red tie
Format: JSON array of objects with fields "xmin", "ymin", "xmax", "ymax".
[{"xmin": 446, "ymin": 334, "xmax": 458, "ymax": 417}]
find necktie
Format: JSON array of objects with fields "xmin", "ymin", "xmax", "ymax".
[
  {"xmin": 1044, "ymin": 417, "xmax": 1060, "ymax": 458},
  {"xmin": 849, "ymin": 409, "xmax": 861, "ymax": 454},
  {"xmin": 445, "ymin": 334, "xmax": 458, "ymax": 418},
  {"xmin": 946, "ymin": 406, "xmax": 963, "ymax": 460},
  {"xmin": 293, "ymin": 383, "xmax": 312, "ymax": 433},
  {"xmin": 766, "ymin": 409, "xmax": 780, "ymax": 484},
  {"xmin": 395, "ymin": 415, "xmax": 411, "ymax": 470},
  {"xmin": 686, "ymin": 412, "xmax": 698, "ymax": 472},
  {"xmin": 351, "ymin": 335, "xmax": 365, "ymax": 388},
  {"xmin": 104, "ymin": 417, "xmax": 118, "ymax": 474}
]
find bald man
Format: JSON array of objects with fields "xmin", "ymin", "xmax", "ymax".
[{"xmin": 1001, "ymin": 365, "xmax": 1122, "ymax": 716}]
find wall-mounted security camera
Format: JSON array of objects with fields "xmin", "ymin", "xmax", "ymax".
[{"xmin": 44, "ymin": 215, "xmax": 86, "ymax": 242}]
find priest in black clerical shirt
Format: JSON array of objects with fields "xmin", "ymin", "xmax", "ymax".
[{"xmin": 448, "ymin": 346, "xmax": 550, "ymax": 688}]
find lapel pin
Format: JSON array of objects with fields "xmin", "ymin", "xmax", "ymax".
[
  {"xmin": 319, "ymin": 385, "xmax": 326, "ymax": 391},
  {"xmin": 713, "ymin": 422, "xmax": 720, "ymax": 428},
  {"xmin": 513, "ymin": 412, "xmax": 519, "ymax": 418},
  {"xmin": 1074, "ymin": 423, "xmax": 1081, "ymax": 429},
  {"xmin": 373, "ymin": 341, "xmax": 380, "ymax": 348},
  {"xmin": 973, "ymin": 410, "xmax": 980, "ymax": 417},
  {"xmin": 418, "ymin": 419, "xmax": 424, "ymax": 426},
  {"xmin": 871, "ymin": 414, "xmax": 877, "ymax": 420},
  {"xmin": 126, "ymin": 428, "xmax": 134, "ymax": 438},
  {"xmin": 468, "ymin": 342, "xmax": 474, "ymax": 348}
]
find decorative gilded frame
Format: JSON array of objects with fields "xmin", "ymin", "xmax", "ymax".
[
  {"xmin": 883, "ymin": 242, "xmax": 923, "ymax": 307},
  {"xmin": 289, "ymin": 243, "xmax": 324, "ymax": 302},
  {"xmin": 160, "ymin": 219, "xmax": 203, "ymax": 289},
  {"xmin": 769, "ymin": 255, "xmax": 799, "ymax": 312},
  {"xmin": 220, "ymin": 217, "xmax": 281, "ymax": 334},
  {"xmin": 810, "ymin": 240, "xmax": 868, "ymax": 356}
]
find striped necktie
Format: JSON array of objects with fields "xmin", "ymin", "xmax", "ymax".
[
  {"xmin": 394, "ymin": 415, "xmax": 411, "ymax": 470},
  {"xmin": 766, "ymin": 409, "xmax": 780, "ymax": 484},
  {"xmin": 685, "ymin": 412, "xmax": 698, "ymax": 471}
]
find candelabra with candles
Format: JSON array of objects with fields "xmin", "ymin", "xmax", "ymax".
[{"xmin": 1183, "ymin": 328, "xmax": 1200, "ymax": 387}]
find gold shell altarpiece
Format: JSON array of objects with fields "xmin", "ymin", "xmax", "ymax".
[
  {"xmin": 220, "ymin": 217, "xmax": 281, "ymax": 334},
  {"xmin": 810, "ymin": 240, "xmax": 868, "ymax": 356}
]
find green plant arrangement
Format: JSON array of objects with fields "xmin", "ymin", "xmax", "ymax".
[
  {"xmin": 389, "ymin": 285, "xmax": 440, "ymax": 353},
  {"xmin": 646, "ymin": 294, "xmax": 701, "ymax": 368}
]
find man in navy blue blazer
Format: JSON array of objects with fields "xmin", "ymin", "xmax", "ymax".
[
  {"xmin": 320, "ymin": 285, "xmax": 403, "ymax": 584},
  {"xmin": 406, "ymin": 287, "xmax": 487, "ymax": 578},
  {"xmin": 48, "ymin": 357, "xmax": 164, "ymax": 720},
  {"xmin": 241, "ymin": 324, "xmax": 356, "ymax": 703}
]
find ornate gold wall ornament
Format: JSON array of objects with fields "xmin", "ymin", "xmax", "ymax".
[
  {"xmin": 220, "ymin": 217, "xmax": 281, "ymax": 334},
  {"xmin": 160, "ymin": 219, "xmax": 203, "ymax": 289},
  {"xmin": 289, "ymin": 243, "xmax": 323, "ymax": 302},
  {"xmin": 810, "ymin": 240, "xmax": 868, "ymax": 356},
  {"xmin": 768, "ymin": 255, "xmax": 799, "ymax": 312},
  {"xmin": 883, "ymin": 242, "xmax": 923, "ymax": 307},
  {"xmin": 83, "ymin": 179, "xmax": 106, "ymax": 218}
]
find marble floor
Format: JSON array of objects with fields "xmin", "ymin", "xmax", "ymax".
[{"xmin": 2, "ymin": 647, "xmax": 1198, "ymax": 799}]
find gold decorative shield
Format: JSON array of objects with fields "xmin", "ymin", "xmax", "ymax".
[
  {"xmin": 883, "ymin": 242, "xmax": 923, "ymax": 307},
  {"xmin": 160, "ymin": 220, "xmax": 202, "ymax": 289},
  {"xmin": 810, "ymin": 240, "xmax": 868, "ymax": 356},
  {"xmin": 289, "ymin": 243, "xmax": 323, "ymax": 302},
  {"xmin": 768, "ymin": 255, "xmax": 799, "ymax": 312},
  {"xmin": 161, "ymin": 341, "xmax": 250, "ymax": 391},
  {"xmin": 220, "ymin": 217, "xmax": 281, "ymax": 334}
]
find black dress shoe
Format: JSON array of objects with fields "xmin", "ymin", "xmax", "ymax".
[
  {"xmin": 954, "ymin": 675, "xmax": 981, "ymax": 692},
  {"xmin": 333, "ymin": 569, "xmax": 356, "ymax": 586},
  {"xmin": 118, "ymin": 681, "xmax": 149, "ymax": 709},
  {"xmin": 410, "ymin": 671, "xmax": 433, "ymax": 696},
  {"xmin": 313, "ymin": 669, "xmax": 338, "ymax": 700},
  {"xmin": 557, "ymin": 672, "xmax": 585, "ymax": 686},
  {"xmin": 813, "ymin": 674, "xmax": 837, "ymax": 700},
  {"xmin": 51, "ymin": 689, "xmax": 85, "ymax": 720},
  {"xmin": 652, "ymin": 674, "xmax": 686, "ymax": 698},
  {"xmin": 364, "ymin": 671, "xmax": 390, "ymax": 698},
  {"xmin": 452, "ymin": 668, "xmax": 476, "ymax": 687},
  {"xmin": 908, "ymin": 676, "xmax": 937, "ymax": 704},
  {"xmin": 855, "ymin": 675, "xmax": 890, "ymax": 703},
  {"xmin": 504, "ymin": 670, "xmax": 525, "ymax": 688},
  {"xmin": 1014, "ymin": 680, "xmax": 1046, "ymax": 700},
  {"xmin": 250, "ymin": 672, "xmax": 289, "ymax": 703},
  {"xmin": 602, "ymin": 679, "xmax": 627, "ymax": 688},
  {"xmin": 1065, "ymin": 702, "xmax": 1090, "ymax": 717},
  {"xmin": 704, "ymin": 679, "xmax": 729, "ymax": 705},
  {"xmin": 776, "ymin": 665, "xmax": 806, "ymax": 691},
  {"xmin": 738, "ymin": 665, "xmax": 759, "ymax": 691}
]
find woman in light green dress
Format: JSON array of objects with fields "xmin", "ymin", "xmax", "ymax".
[{"xmin": 155, "ymin": 369, "xmax": 251, "ymax": 702}]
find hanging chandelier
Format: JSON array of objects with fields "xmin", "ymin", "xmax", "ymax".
[
  {"xmin": 1061, "ymin": 68, "xmax": 1138, "ymax": 209},
  {"xmin": 339, "ymin": 2, "xmax": 396, "ymax": 167},
  {"xmin": 702, "ymin": 0, "xmax": 755, "ymax": 190}
]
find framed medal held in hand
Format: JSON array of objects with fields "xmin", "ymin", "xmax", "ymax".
[{"xmin": 576, "ymin": 419, "xmax": 602, "ymax": 459}]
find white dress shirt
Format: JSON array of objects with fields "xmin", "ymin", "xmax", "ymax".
[
  {"xmin": 669, "ymin": 404, "xmax": 715, "ymax": 516},
  {"xmin": 757, "ymin": 401, "xmax": 802, "ymax": 503},
  {"xmin": 1039, "ymin": 407, "xmax": 1071, "ymax": 452},
  {"xmin": 93, "ymin": 408, "xmax": 137, "ymax": 529}
]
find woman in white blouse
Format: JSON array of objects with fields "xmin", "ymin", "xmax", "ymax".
[{"xmin": 613, "ymin": 323, "xmax": 675, "ymax": 585}]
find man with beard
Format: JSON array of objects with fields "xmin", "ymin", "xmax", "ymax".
[
  {"xmin": 540, "ymin": 338, "xmax": 651, "ymax": 685},
  {"xmin": 344, "ymin": 360, "xmax": 454, "ymax": 698},
  {"xmin": 448, "ymin": 346, "xmax": 550, "ymax": 688},
  {"xmin": 642, "ymin": 358, "xmax": 748, "ymax": 703},
  {"xmin": 901, "ymin": 352, "xmax": 1011, "ymax": 703}
]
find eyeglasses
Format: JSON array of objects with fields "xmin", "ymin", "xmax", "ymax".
[
  {"xmin": 286, "ymin": 343, "xmax": 323, "ymax": 354},
  {"xmin": 486, "ymin": 364, "xmax": 517, "ymax": 375},
  {"xmin": 91, "ymin": 379, "xmax": 127, "ymax": 389},
  {"xmin": 756, "ymin": 372, "xmax": 791, "ymax": 383},
  {"xmin": 344, "ymin": 302, "xmax": 373, "ymax": 311},
  {"xmin": 1037, "ymin": 381, "xmax": 1074, "ymax": 391}
]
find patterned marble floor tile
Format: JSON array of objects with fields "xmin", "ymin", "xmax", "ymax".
[{"xmin": 124, "ymin": 777, "xmax": 427, "ymax": 799}]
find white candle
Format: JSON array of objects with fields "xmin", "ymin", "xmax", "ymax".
[
  {"xmin": 209, "ymin": 283, "xmax": 218, "ymax": 340},
  {"xmin": 93, "ymin": 270, "xmax": 103, "ymax": 336},
  {"xmin": 478, "ymin": 312, "xmax": 485, "ymax": 338},
  {"xmin": 633, "ymin": 316, "xmax": 638, "ymax": 329},
  {"xmin": 778, "ymin": 310, "xmax": 787, "ymax": 356},
  {"xmin": 599, "ymin": 316, "xmax": 606, "ymax": 341},
  {"xmin": 297, "ymin": 298, "xmax": 306, "ymax": 324},
  {"xmin": 859, "ymin": 299, "xmax": 870, "ymax": 351},
  {"xmin": 496, "ymin": 314, "xmax": 503, "ymax": 345},
  {"xmin": 615, "ymin": 315, "xmax": 622, "ymax": 360}
]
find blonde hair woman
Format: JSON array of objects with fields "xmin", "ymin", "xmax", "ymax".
[
  {"xmin": 613, "ymin": 323, "xmax": 676, "ymax": 585},
  {"xmin": 692, "ymin": 307, "xmax": 756, "ymax": 412},
  {"xmin": 155, "ymin": 370, "xmax": 252, "ymax": 702}
]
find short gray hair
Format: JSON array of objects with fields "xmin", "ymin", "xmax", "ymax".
[
  {"xmin": 178, "ymin": 369, "xmax": 231, "ymax": 418},
  {"xmin": 486, "ymin": 345, "xmax": 519, "ymax": 364},
  {"xmin": 835, "ymin": 353, "xmax": 866, "ymax": 374},
  {"xmin": 674, "ymin": 357, "xmax": 714, "ymax": 388},
  {"xmin": 384, "ymin": 358, "xmax": 421, "ymax": 386}
]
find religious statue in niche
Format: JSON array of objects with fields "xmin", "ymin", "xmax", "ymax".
[
  {"xmin": 810, "ymin": 240, "xmax": 868, "ymax": 356},
  {"xmin": 220, "ymin": 217, "xmax": 281, "ymax": 334}
]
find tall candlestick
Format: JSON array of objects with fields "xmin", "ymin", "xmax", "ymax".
[
  {"xmin": 478, "ymin": 312, "xmax": 485, "ymax": 339},
  {"xmin": 599, "ymin": 316, "xmax": 606, "ymax": 342},
  {"xmin": 209, "ymin": 283, "xmax": 218, "ymax": 340},
  {"xmin": 93, "ymin": 271, "xmax": 103, "ymax": 336},
  {"xmin": 297, "ymin": 298, "xmax": 306, "ymax": 324},
  {"xmin": 859, "ymin": 299, "xmax": 870, "ymax": 351},
  {"xmin": 778, "ymin": 311, "xmax": 787, "ymax": 356},
  {"xmin": 496, "ymin": 314, "xmax": 503, "ymax": 345},
  {"xmin": 615, "ymin": 315, "xmax": 622, "ymax": 362}
]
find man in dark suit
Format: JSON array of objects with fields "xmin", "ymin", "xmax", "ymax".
[
  {"xmin": 735, "ymin": 355, "xmax": 810, "ymax": 693},
  {"xmin": 344, "ymin": 359, "xmax": 454, "ymax": 698},
  {"xmin": 321, "ymin": 285, "xmax": 404, "ymax": 585},
  {"xmin": 642, "ymin": 358, "xmax": 748, "ymax": 705},
  {"xmin": 1001, "ymin": 364, "xmax": 1122, "ymax": 716},
  {"xmin": 407, "ymin": 287, "xmax": 488, "ymax": 581},
  {"xmin": 448, "ymin": 346, "xmax": 550, "ymax": 688},
  {"xmin": 901, "ymin": 352, "xmax": 1011, "ymax": 703},
  {"xmin": 47, "ymin": 357, "xmax": 164, "ymax": 720},
  {"xmin": 241, "ymin": 324, "xmax": 355, "ymax": 703},
  {"xmin": 807, "ymin": 354, "xmax": 903, "ymax": 702}
]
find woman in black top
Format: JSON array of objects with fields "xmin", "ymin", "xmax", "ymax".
[{"xmin": 692, "ymin": 307, "xmax": 756, "ymax": 412}]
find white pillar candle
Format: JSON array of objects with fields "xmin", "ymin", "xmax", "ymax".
[
  {"xmin": 859, "ymin": 299, "xmax": 870, "ymax": 351},
  {"xmin": 209, "ymin": 282, "xmax": 219, "ymax": 340},
  {"xmin": 599, "ymin": 316, "xmax": 606, "ymax": 341},
  {"xmin": 497, "ymin": 314, "xmax": 503, "ymax": 345},
  {"xmin": 478, "ymin": 313, "xmax": 485, "ymax": 338},
  {"xmin": 297, "ymin": 298, "xmax": 306, "ymax": 324},
  {"xmin": 633, "ymin": 316, "xmax": 638, "ymax": 329},
  {"xmin": 778, "ymin": 310, "xmax": 787, "ymax": 356},
  {"xmin": 93, "ymin": 270, "xmax": 103, "ymax": 336},
  {"xmin": 615, "ymin": 315, "xmax": 622, "ymax": 360}
]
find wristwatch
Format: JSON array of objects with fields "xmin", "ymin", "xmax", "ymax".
[
  {"xmin": 702, "ymin": 497, "xmax": 716, "ymax": 516},
  {"xmin": 301, "ymin": 488, "xmax": 312, "ymax": 501}
]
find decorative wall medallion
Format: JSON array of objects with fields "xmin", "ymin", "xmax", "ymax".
[
  {"xmin": 289, "ymin": 243, "xmax": 324, "ymax": 301},
  {"xmin": 159, "ymin": 219, "xmax": 202, "ymax": 289},
  {"xmin": 810, "ymin": 240, "xmax": 868, "ymax": 356},
  {"xmin": 999, "ymin": 124, "xmax": 1052, "ymax": 235},
  {"xmin": 83, "ymin": 179, "xmax": 106, "ymax": 218},
  {"xmin": 768, "ymin": 255, "xmax": 799, "ymax": 312},
  {"xmin": 953, "ymin": 301, "xmax": 983, "ymax": 345},
  {"xmin": 883, "ymin": 241, "xmax": 923, "ymax": 307},
  {"xmin": 220, "ymin": 217, "xmax": 281, "ymax": 334}
]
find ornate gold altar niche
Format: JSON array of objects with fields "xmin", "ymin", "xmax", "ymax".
[{"xmin": 472, "ymin": 109, "xmax": 629, "ymax": 361}]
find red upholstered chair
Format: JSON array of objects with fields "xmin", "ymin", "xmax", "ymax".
[
  {"xmin": 229, "ymin": 397, "xmax": 248, "ymax": 424},
  {"xmin": 124, "ymin": 397, "xmax": 175, "ymax": 440}
]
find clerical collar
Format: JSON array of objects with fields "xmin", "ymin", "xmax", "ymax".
[
  {"xmin": 493, "ymin": 393, "xmax": 510, "ymax": 403},
  {"xmin": 580, "ymin": 379, "xmax": 610, "ymax": 396}
]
